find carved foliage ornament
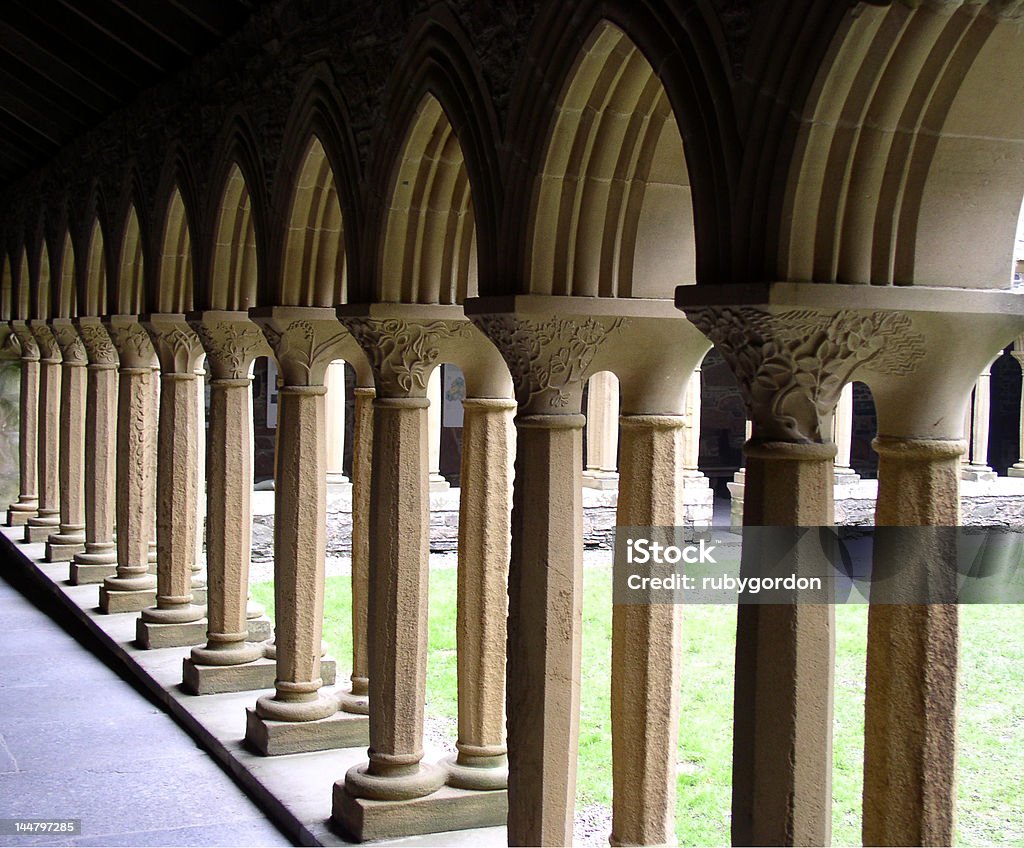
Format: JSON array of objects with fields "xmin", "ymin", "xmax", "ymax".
[
  {"xmin": 109, "ymin": 322, "xmax": 156, "ymax": 367},
  {"xmin": 77, "ymin": 323, "xmax": 119, "ymax": 366},
  {"xmin": 261, "ymin": 319, "xmax": 351, "ymax": 386},
  {"xmin": 12, "ymin": 326, "xmax": 39, "ymax": 360},
  {"xmin": 688, "ymin": 307, "xmax": 925, "ymax": 442},
  {"xmin": 470, "ymin": 315, "xmax": 627, "ymax": 407},
  {"xmin": 147, "ymin": 324, "xmax": 204, "ymax": 373},
  {"xmin": 51, "ymin": 325, "xmax": 88, "ymax": 365},
  {"xmin": 343, "ymin": 318, "xmax": 473, "ymax": 396},
  {"xmin": 32, "ymin": 325, "xmax": 61, "ymax": 362},
  {"xmin": 190, "ymin": 320, "xmax": 267, "ymax": 379}
]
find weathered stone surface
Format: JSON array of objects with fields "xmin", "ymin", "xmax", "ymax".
[
  {"xmin": 244, "ymin": 706, "xmax": 368, "ymax": 756},
  {"xmin": 182, "ymin": 656, "xmax": 338, "ymax": 696},
  {"xmin": 136, "ymin": 617, "xmax": 208, "ymax": 650}
]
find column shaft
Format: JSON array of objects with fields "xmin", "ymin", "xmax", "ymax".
[
  {"xmin": 191, "ymin": 377, "xmax": 262, "ymax": 665},
  {"xmin": 77, "ymin": 364, "xmax": 117, "ymax": 564},
  {"xmin": 28, "ymin": 356, "xmax": 61, "ymax": 533},
  {"xmin": 445, "ymin": 397, "xmax": 514, "ymax": 790},
  {"xmin": 863, "ymin": 436, "xmax": 960, "ymax": 847},
  {"xmin": 731, "ymin": 439, "xmax": 835, "ymax": 847},
  {"xmin": 506, "ymin": 413, "xmax": 584, "ymax": 847},
  {"xmin": 340, "ymin": 386, "xmax": 373, "ymax": 714},
  {"xmin": 255, "ymin": 385, "xmax": 335, "ymax": 721},
  {"xmin": 47, "ymin": 356, "xmax": 86, "ymax": 556},
  {"xmin": 610, "ymin": 415, "xmax": 685, "ymax": 846},
  {"xmin": 8, "ymin": 353, "xmax": 39, "ymax": 523},
  {"xmin": 584, "ymin": 371, "xmax": 619, "ymax": 487}
]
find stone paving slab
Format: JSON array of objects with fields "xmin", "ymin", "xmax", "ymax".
[{"xmin": 0, "ymin": 528, "xmax": 508, "ymax": 848}]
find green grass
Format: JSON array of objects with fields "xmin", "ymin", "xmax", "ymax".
[{"xmin": 251, "ymin": 567, "xmax": 1024, "ymax": 847}]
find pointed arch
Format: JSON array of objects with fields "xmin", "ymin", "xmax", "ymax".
[
  {"xmin": 378, "ymin": 94, "xmax": 476, "ymax": 304},
  {"xmin": 525, "ymin": 22, "xmax": 696, "ymax": 298},
  {"xmin": 1, "ymin": 253, "xmax": 12, "ymax": 323},
  {"xmin": 30, "ymin": 238, "xmax": 53, "ymax": 320},
  {"xmin": 113, "ymin": 205, "xmax": 145, "ymax": 315},
  {"xmin": 202, "ymin": 114, "xmax": 269, "ymax": 311},
  {"xmin": 364, "ymin": 7, "xmax": 500, "ymax": 303},
  {"xmin": 272, "ymin": 68, "xmax": 362, "ymax": 306},
  {"xmin": 80, "ymin": 220, "xmax": 107, "ymax": 318},
  {"xmin": 55, "ymin": 231, "xmax": 76, "ymax": 319},
  {"xmin": 504, "ymin": 0, "xmax": 736, "ymax": 292},
  {"xmin": 154, "ymin": 186, "xmax": 194, "ymax": 313}
]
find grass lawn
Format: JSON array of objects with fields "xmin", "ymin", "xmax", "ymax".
[{"xmin": 251, "ymin": 564, "xmax": 1024, "ymax": 847}]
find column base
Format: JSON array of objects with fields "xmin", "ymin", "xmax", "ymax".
[
  {"xmin": 582, "ymin": 470, "xmax": 619, "ymax": 491},
  {"xmin": 181, "ymin": 656, "xmax": 337, "ymax": 695},
  {"xmin": 441, "ymin": 753, "xmax": 508, "ymax": 791},
  {"xmin": 834, "ymin": 468, "xmax": 862, "ymax": 486},
  {"xmin": 244, "ymin": 704, "xmax": 368, "ymax": 756},
  {"xmin": 962, "ymin": 466, "xmax": 997, "ymax": 482},
  {"xmin": 24, "ymin": 519, "xmax": 59, "ymax": 543},
  {"xmin": 332, "ymin": 779, "xmax": 507, "ymax": 843},
  {"xmin": 726, "ymin": 480, "xmax": 745, "ymax": 529},
  {"xmin": 6, "ymin": 503, "xmax": 37, "ymax": 526},
  {"xmin": 45, "ymin": 536, "xmax": 86, "ymax": 562},
  {"xmin": 429, "ymin": 474, "xmax": 451, "ymax": 492},
  {"xmin": 1008, "ymin": 464, "xmax": 1024, "ymax": 478},
  {"xmin": 136, "ymin": 616, "xmax": 209, "ymax": 650},
  {"xmin": 191, "ymin": 586, "xmax": 208, "ymax": 605},
  {"xmin": 338, "ymin": 687, "xmax": 369, "ymax": 716},
  {"xmin": 99, "ymin": 586, "xmax": 157, "ymax": 614},
  {"xmin": 69, "ymin": 556, "xmax": 117, "ymax": 585}
]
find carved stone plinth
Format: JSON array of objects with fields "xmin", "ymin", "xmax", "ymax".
[
  {"xmin": 136, "ymin": 617, "xmax": 208, "ymax": 650},
  {"xmin": 182, "ymin": 655, "xmax": 338, "ymax": 696}
]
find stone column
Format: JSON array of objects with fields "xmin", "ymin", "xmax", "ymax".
[
  {"xmin": 71, "ymin": 318, "xmax": 119, "ymax": 583},
  {"xmin": 339, "ymin": 319, "xmax": 473, "ymax": 802},
  {"xmin": 962, "ymin": 358, "xmax": 997, "ymax": 481},
  {"xmin": 583, "ymin": 370, "xmax": 619, "ymax": 489},
  {"xmin": 427, "ymin": 365, "xmax": 449, "ymax": 491},
  {"xmin": 7, "ymin": 322, "xmax": 39, "ymax": 525},
  {"xmin": 192, "ymin": 364, "xmax": 207, "ymax": 599},
  {"xmin": 833, "ymin": 382, "xmax": 859, "ymax": 484},
  {"xmin": 442, "ymin": 396, "xmax": 515, "ymax": 790},
  {"xmin": 338, "ymin": 385, "xmax": 374, "ymax": 716},
  {"xmin": 100, "ymin": 316, "xmax": 158, "ymax": 613},
  {"xmin": 45, "ymin": 320, "xmax": 87, "ymax": 561},
  {"xmin": 25, "ymin": 321, "xmax": 61, "ymax": 543},
  {"xmin": 610, "ymin": 413, "xmax": 686, "ymax": 846},
  {"xmin": 1010, "ymin": 339, "xmax": 1024, "ymax": 477},
  {"xmin": 468, "ymin": 312, "xmax": 628, "ymax": 847},
  {"xmin": 136, "ymin": 315, "xmax": 206, "ymax": 648},
  {"xmin": 686, "ymin": 306, "xmax": 851, "ymax": 848},
  {"xmin": 185, "ymin": 313, "xmax": 271, "ymax": 680},
  {"xmin": 863, "ymin": 435, "xmax": 961, "ymax": 847},
  {"xmin": 324, "ymin": 360, "xmax": 349, "ymax": 486},
  {"xmin": 246, "ymin": 307, "xmax": 368, "ymax": 752}
]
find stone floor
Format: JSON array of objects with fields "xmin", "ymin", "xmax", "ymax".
[
  {"xmin": 0, "ymin": 566, "xmax": 293, "ymax": 848},
  {"xmin": 0, "ymin": 528, "xmax": 507, "ymax": 848}
]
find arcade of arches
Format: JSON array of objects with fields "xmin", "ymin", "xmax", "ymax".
[{"xmin": 2, "ymin": 1, "xmax": 1024, "ymax": 846}]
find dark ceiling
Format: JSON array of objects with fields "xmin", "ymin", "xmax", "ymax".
[{"xmin": 0, "ymin": 0, "xmax": 256, "ymax": 189}]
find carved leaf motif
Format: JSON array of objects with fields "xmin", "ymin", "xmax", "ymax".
[
  {"xmin": 77, "ymin": 324, "xmax": 118, "ymax": 365},
  {"xmin": 52, "ymin": 326, "xmax": 87, "ymax": 363},
  {"xmin": 471, "ymin": 315, "xmax": 626, "ymax": 407},
  {"xmin": 344, "ymin": 318, "xmax": 472, "ymax": 395},
  {"xmin": 688, "ymin": 307, "xmax": 926, "ymax": 442},
  {"xmin": 12, "ymin": 327, "xmax": 39, "ymax": 359},
  {"xmin": 192, "ymin": 321, "xmax": 265, "ymax": 378}
]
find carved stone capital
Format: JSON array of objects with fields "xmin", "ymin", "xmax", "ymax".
[
  {"xmin": 142, "ymin": 313, "xmax": 205, "ymax": 375},
  {"xmin": 104, "ymin": 315, "xmax": 158, "ymax": 369},
  {"xmin": 10, "ymin": 321, "xmax": 39, "ymax": 361},
  {"xmin": 469, "ymin": 313, "xmax": 627, "ymax": 411},
  {"xmin": 0, "ymin": 325, "xmax": 19, "ymax": 361},
  {"xmin": 249, "ymin": 306, "xmax": 352, "ymax": 387},
  {"xmin": 687, "ymin": 306, "xmax": 925, "ymax": 442},
  {"xmin": 29, "ymin": 320, "xmax": 61, "ymax": 363},
  {"xmin": 339, "ymin": 317, "xmax": 474, "ymax": 398},
  {"xmin": 74, "ymin": 317, "xmax": 119, "ymax": 367},
  {"xmin": 50, "ymin": 319, "xmax": 88, "ymax": 366},
  {"xmin": 189, "ymin": 310, "xmax": 271, "ymax": 380}
]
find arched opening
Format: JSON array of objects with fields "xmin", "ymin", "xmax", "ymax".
[
  {"xmin": 155, "ymin": 187, "xmax": 194, "ymax": 313},
  {"xmin": 55, "ymin": 232, "xmax": 75, "ymax": 319},
  {"xmin": 81, "ymin": 221, "xmax": 107, "ymax": 317},
  {"xmin": 114, "ymin": 206, "xmax": 144, "ymax": 315},
  {"xmin": 379, "ymin": 94, "xmax": 476, "ymax": 304},
  {"xmin": 527, "ymin": 22, "xmax": 695, "ymax": 298},
  {"xmin": 209, "ymin": 164, "xmax": 258, "ymax": 312},
  {"xmin": 282, "ymin": 136, "xmax": 346, "ymax": 306}
]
